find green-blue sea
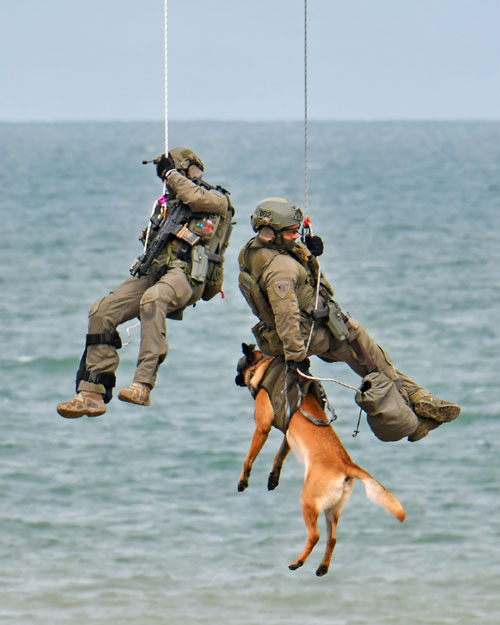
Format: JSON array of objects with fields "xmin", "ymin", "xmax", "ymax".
[{"xmin": 1, "ymin": 121, "xmax": 499, "ymax": 624}]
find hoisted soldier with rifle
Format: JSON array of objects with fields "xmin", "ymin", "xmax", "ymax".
[{"xmin": 57, "ymin": 148, "xmax": 234, "ymax": 418}]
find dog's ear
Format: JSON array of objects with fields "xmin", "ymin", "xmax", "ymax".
[{"xmin": 242, "ymin": 342, "xmax": 257, "ymax": 363}]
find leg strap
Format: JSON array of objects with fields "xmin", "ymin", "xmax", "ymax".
[
  {"xmin": 75, "ymin": 332, "xmax": 122, "ymax": 403},
  {"xmin": 86, "ymin": 331, "xmax": 122, "ymax": 349}
]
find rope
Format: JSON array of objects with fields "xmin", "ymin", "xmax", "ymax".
[
  {"xmin": 123, "ymin": 321, "xmax": 141, "ymax": 347},
  {"xmin": 163, "ymin": 0, "xmax": 169, "ymax": 154},
  {"xmin": 125, "ymin": 2, "xmax": 169, "ymax": 349},
  {"xmin": 304, "ymin": 0, "xmax": 309, "ymax": 219},
  {"xmin": 299, "ymin": 370, "xmax": 359, "ymax": 393}
]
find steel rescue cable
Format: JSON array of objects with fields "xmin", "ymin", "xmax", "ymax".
[
  {"xmin": 125, "ymin": 0, "xmax": 169, "ymax": 346},
  {"xmin": 302, "ymin": 0, "xmax": 322, "ymax": 355},
  {"xmin": 304, "ymin": 0, "xmax": 309, "ymax": 220},
  {"xmin": 163, "ymin": 0, "xmax": 168, "ymax": 155},
  {"xmin": 300, "ymin": 1, "xmax": 358, "ymax": 412}
]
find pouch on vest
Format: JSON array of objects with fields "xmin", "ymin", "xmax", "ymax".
[
  {"xmin": 188, "ymin": 214, "xmax": 221, "ymax": 241},
  {"xmin": 239, "ymin": 270, "xmax": 276, "ymax": 327},
  {"xmin": 202, "ymin": 264, "xmax": 223, "ymax": 301},
  {"xmin": 326, "ymin": 300, "xmax": 349, "ymax": 342},
  {"xmin": 190, "ymin": 244, "xmax": 209, "ymax": 282},
  {"xmin": 252, "ymin": 320, "xmax": 283, "ymax": 356},
  {"xmin": 355, "ymin": 371, "xmax": 418, "ymax": 441},
  {"xmin": 201, "ymin": 202, "xmax": 235, "ymax": 301}
]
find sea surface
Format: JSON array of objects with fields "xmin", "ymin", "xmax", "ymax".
[{"xmin": 1, "ymin": 121, "xmax": 499, "ymax": 624}]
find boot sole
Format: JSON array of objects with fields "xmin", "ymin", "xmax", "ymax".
[
  {"xmin": 57, "ymin": 407, "xmax": 106, "ymax": 419},
  {"xmin": 414, "ymin": 402, "xmax": 461, "ymax": 423}
]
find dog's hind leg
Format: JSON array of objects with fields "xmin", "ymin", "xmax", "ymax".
[
  {"xmin": 289, "ymin": 501, "xmax": 320, "ymax": 571},
  {"xmin": 268, "ymin": 436, "xmax": 291, "ymax": 491},
  {"xmin": 238, "ymin": 390, "xmax": 274, "ymax": 492},
  {"xmin": 315, "ymin": 477, "xmax": 354, "ymax": 576}
]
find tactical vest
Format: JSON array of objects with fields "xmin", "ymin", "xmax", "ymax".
[
  {"xmin": 238, "ymin": 240, "xmax": 280, "ymax": 326},
  {"xmin": 252, "ymin": 356, "xmax": 331, "ymax": 433},
  {"xmin": 238, "ymin": 238, "xmax": 334, "ymax": 326},
  {"xmin": 158, "ymin": 180, "xmax": 234, "ymax": 300},
  {"xmin": 200, "ymin": 189, "xmax": 235, "ymax": 301}
]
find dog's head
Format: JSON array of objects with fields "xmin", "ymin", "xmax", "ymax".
[{"xmin": 235, "ymin": 343, "xmax": 263, "ymax": 387}]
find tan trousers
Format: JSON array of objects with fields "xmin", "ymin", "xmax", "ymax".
[
  {"xmin": 307, "ymin": 316, "xmax": 431, "ymax": 404},
  {"xmin": 78, "ymin": 266, "xmax": 203, "ymax": 393}
]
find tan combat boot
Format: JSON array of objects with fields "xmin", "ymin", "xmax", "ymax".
[
  {"xmin": 118, "ymin": 382, "xmax": 151, "ymax": 406},
  {"xmin": 413, "ymin": 396, "xmax": 461, "ymax": 423},
  {"xmin": 57, "ymin": 391, "xmax": 106, "ymax": 419},
  {"xmin": 407, "ymin": 417, "xmax": 440, "ymax": 442}
]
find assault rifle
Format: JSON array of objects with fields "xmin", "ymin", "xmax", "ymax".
[{"xmin": 129, "ymin": 198, "xmax": 200, "ymax": 278}]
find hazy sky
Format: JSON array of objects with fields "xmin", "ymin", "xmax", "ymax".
[{"xmin": 2, "ymin": 0, "xmax": 499, "ymax": 121}]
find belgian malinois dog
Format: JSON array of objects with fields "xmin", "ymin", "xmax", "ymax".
[{"xmin": 235, "ymin": 343, "xmax": 405, "ymax": 577}]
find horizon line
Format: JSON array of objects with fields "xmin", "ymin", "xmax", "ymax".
[{"xmin": 2, "ymin": 117, "xmax": 500, "ymax": 124}]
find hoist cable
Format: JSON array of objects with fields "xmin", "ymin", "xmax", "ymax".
[
  {"xmin": 302, "ymin": 0, "xmax": 320, "ymax": 356},
  {"xmin": 304, "ymin": 0, "xmax": 309, "ymax": 219},
  {"xmin": 163, "ymin": 0, "xmax": 169, "ymax": 155},
  {"xmin": 125, "ymin": 1, "xmax": 168, "ymax": 348}
]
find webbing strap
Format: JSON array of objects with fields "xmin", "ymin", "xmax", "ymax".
[
  {"xmin": 86, "ymin": 332, "xmax": 122, "ymax": 350},
  {"xmin": 80, "ymin": 369, "xmax": 116, "ymax": 388}
]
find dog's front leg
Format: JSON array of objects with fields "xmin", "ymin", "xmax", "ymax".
[
  {"xmin": 238, "ymin": 390, "xmax": 274, "ymax": 492},
  {"xmin": 268, "ymin": 436, "xmax": 290, "ymax": 490}
]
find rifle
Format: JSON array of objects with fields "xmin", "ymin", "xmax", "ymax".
[{"xmin": 129, "ymin": 197, "xmax": 201, "ymax": 278}]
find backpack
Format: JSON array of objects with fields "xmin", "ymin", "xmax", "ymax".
[{"xmin": 201, "ymin": 191, "xmax": 235, "ymax": 301}]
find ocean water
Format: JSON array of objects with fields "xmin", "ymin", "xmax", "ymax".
[{"xmin": 1, "ymin": 120, "xmax": 499, "ymax": 625}]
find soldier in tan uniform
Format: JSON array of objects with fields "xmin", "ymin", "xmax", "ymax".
[
  {"xmin": 238, "ymin": 197, "xmax": 460, "ymax": 442},
  {"xmin": 57, "ymin": 148, "xmax": 233, "ymax": 419}
]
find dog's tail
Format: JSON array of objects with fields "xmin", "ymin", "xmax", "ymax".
[{"xmin": 350, "ymin": 464, "xmax": 406, "ymax": 522}]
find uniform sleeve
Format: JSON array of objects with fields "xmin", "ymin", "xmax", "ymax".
[
  {"xmin": 261, "ymin": 255, "xmax": 307, "ymax": 362},
  {"xmin": 166, "ymin": 171, "xmax": 228, "ymax": 215}
]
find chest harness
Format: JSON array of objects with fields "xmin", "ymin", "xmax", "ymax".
[{"xmin": 248, "ymin": 356, "xmax": 336, "ymax": 433}]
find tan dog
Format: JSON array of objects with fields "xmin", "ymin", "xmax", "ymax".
[{"xmin": 236, "ymin": 343, "xmax": 405, "ymax": 576}]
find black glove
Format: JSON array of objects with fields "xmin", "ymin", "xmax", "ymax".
[
  {"xmin": 305, "ymin": 234, "xmax": 324, "ymax": 257},
  {"xmin": 155, "ymin": 154, "xmax": 176, "ymax": 180},
  {"xmin": 289, "ymin": 358, "xmax": 311, "ymax": 374}
]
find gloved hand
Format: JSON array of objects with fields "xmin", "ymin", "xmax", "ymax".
[
  {"xmin": 288, "ymin": 358, "xmax": 311, "ymax": 375},
  {"xmin": 155, "ymin": 154, "xmax": 176, "ymax": 180},
  {"xmin": 305, "ymin": 234, "xmax": 324, "ymax": 257}
]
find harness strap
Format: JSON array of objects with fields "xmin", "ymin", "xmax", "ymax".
[
  {"xmin": 79, "ymin": 369, "xmax": 116, "ymax": 388},
  {"xmin": 76, "ymin": 332, "xmax": 121, "ymax": 404},
  {"xmin": 299, "ymin": 407, "xmax": 335, "ymax": 427},
  {"xmin": 86, "ymin": 332, "xmax": 122, "ymax": 350},
  {"xmin": 254, "ymin": 358, "xmax": 336, "ymax": 433}
]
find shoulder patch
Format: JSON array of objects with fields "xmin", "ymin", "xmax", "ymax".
[{"xmin": 273, "ymin": 279, "xmax": 292, "ymax": 299}]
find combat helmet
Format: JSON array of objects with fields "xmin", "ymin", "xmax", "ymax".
[
  {"xmin": 168, "ymin": 147, "xmax": 205, "ymax": 173},
  {"xmin": 251, "ymin": 197, "xmax": 303, "ymax": 233}
]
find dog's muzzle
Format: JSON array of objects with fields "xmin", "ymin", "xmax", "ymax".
[{"xmin": 235, "ymin": 373, "xmax": 246, "ymax": 387}]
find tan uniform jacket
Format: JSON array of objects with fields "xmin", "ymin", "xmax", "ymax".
[
  {"xmin": 244, "ymin": 238, "xmax": 317, "ymax": 362},
  {"xmin": 166, "ymin": 171, "xmax": 228, "ymax": 215}
]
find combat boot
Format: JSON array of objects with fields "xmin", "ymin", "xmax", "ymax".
[
  {"xmin": 57, "ymin": 391, "xmax": 106, "ymax": 419},
  {"xmin": 118, "ymin": 382, "xmax": 151, "ymax": 406},
  {"xmin": 412, "ymin": 396, "xmax": 461, "ymax": 423},
  {"xmin": 407, "ymin": 417, "xmax": 440, "ymax": 442}
]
